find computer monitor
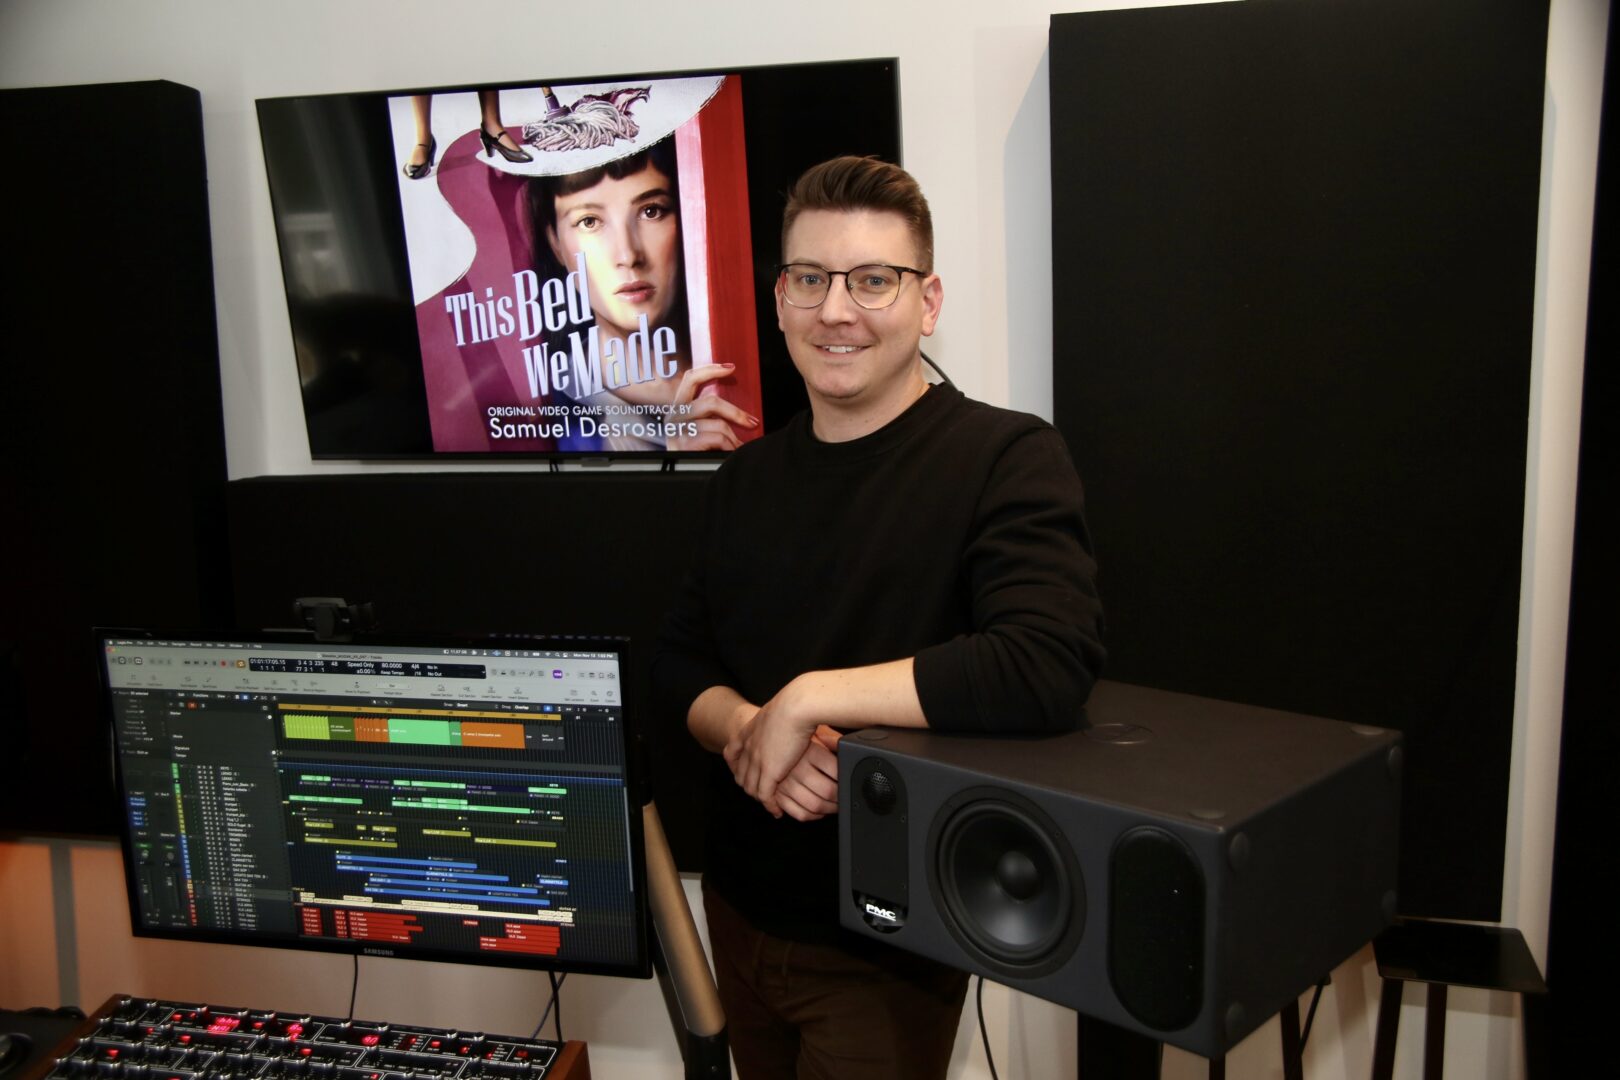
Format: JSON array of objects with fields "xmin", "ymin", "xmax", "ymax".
[{"xmin": 95, "ymin": 629, "xmax": 649, "ymax": 979}]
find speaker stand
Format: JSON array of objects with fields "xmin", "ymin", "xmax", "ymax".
[{"xmin": 1077, "ymin": 1001, "xmax": 1304, "ymax": 1079}]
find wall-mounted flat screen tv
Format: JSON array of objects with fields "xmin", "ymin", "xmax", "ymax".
[{"xmin": 257, "ymin": 59, "xmax": 901, "ymax": 460}]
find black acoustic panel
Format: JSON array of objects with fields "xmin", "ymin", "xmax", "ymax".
[
  {"xmin": 1049, "ymin": 0, "xmax": 1546, "ymax": 919},
  {"xmin": 839, "ymin": 680, "xmax": 1401, "ymax": 1057},
  {"xmin": 0, "ymin": 81, "xmax": 230, "ymax": 838},
  {"xmin": 226, "ymin": 471, "xmax": 710, "ymax": 868}
]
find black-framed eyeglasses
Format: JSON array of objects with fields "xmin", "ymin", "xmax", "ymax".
[{"xmin": 776, "ymin": 263, "xmax": 928, "ymax": 310}]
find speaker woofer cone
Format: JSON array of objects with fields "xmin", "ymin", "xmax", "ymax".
[{"xmin": 929, "ymin": 788, "xmax": 1084, "ymax": 975}]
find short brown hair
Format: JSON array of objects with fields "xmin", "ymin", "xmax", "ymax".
[{"xmin": 781, "ymin": 156, "xmax": 934, "ymax": 272}]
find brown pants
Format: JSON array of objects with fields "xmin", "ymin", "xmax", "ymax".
[{"xmin": 703, "ymin": 882, "xmax": 969, "ymax": 1080}]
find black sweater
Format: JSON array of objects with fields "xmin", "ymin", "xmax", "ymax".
[{"xmin": 653, "ymin": 384, "xmax": 1104, "ymax": 941}]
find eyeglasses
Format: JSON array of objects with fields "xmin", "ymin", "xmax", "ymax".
[{"xmin": 776, "ymin": 263, "xmax": 928, "ymax": 310}]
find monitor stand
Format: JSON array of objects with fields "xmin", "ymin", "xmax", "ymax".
[{"xmin": 643, "ymin": 801, "xmax": 728, "ymax": 1077}]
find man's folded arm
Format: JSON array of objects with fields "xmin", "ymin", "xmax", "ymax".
[{"xmin": 915, "ymin": 427, "xmax": 1105, "ymax": 734}]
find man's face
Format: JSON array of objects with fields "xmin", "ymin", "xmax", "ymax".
[
  {"xmin": 546, "ymin": 161, "xmax": 680, "ymax": 340},
  {"xmin": 775, "ymin": 209, "xmax": 941, "ymax": 415}
]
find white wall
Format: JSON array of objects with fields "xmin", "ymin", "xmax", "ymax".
[{"xmin": 1, "ymin": 1, "xmax": 1608, "ymax": 1077}]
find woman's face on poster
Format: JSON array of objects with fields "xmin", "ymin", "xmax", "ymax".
[{"xmin": 546, "ymin": 160, "xmax": 680, "ymax": 341}]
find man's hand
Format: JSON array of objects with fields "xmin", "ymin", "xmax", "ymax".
[
  {"xmin": 703, "ymin": 660, "xmax": 922, "ymax": 817},
  {"xmin": 687, "ymin": 685, "xmax": 758, "ymax": 753},
  {"xmin": 723, "ymin": 674, "xmax": 822, "ymax": 817},
  {"xmin": 774, "ymin": 726, "xmax": 843, "ymax": 822}
]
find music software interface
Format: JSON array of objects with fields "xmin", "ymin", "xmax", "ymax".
[{"xmin": 102, "ymin": 637, "xmax": 641, "ymax": 971}]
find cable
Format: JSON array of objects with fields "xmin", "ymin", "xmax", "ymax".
[
  {"xmin": 346, "ymin": 954, "xmax": 359, "ymax": 1021},
  {"xmin": 976, "ymin": 976, "xmax": 1000, "ymax": 1080},
  {"xmin": 551, "ymin": 971, "xmax": 563, "ymax": 1041},
  {"xmin": 533, "ymin": 971, "xmax": 567, "ymax": 1040},
  {"xmin": 921, "ymin": 350, "xmax": 955, "ymax": 388}
]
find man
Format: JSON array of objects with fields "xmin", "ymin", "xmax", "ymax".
[{"xmin": 654, "ymin": 156, "xmax": 1104, "ymax": 1079}]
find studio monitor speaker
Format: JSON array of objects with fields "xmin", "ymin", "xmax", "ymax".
[{"xmin": 839, "ymin": 680, "xmax": 1401, "ymax": 1057}]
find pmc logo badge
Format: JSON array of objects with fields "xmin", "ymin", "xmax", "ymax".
[{"xmin": 858, "ymin": 894, "xmax": 905, "ymax": 933}]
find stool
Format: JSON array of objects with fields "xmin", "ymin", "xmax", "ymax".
[{"xmin": 1370, "ymin": 918, "xmax": 1548, "ymax": 1080}]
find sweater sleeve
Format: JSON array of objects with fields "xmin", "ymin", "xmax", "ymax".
[{"xmin": 912, "ymin": 427, "xmax": 1105, "ymax": 732}]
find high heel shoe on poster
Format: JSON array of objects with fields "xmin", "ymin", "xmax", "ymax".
[
  {"xmin": 403, "ymin": 135, "xmax": 437, "ymax": 180},
  {"xmin": 479, "ymin": 125, "xmax": 533, "ymax": 163}
]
